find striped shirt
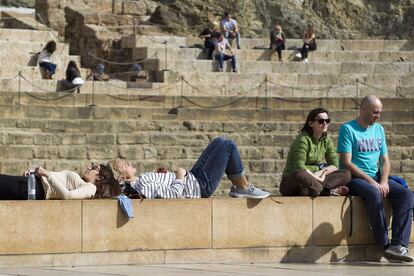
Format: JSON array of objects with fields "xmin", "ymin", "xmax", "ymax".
[{"xmin": 132, "ymin": 172, "xmax": 201, "ymax": 199}]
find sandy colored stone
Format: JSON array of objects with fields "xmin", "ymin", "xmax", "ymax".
[
  {"xmin": 0, "ymin": 201, "xmax": 82, "ymax": 254},
  {"xmin": 212, "ymin": 197, "xmax": 313, "ymax": 248},
  {"xmin": 82, "ymin": 199, "xmax": 212, "ymax": 252}
]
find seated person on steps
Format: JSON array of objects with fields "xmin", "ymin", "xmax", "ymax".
[
  {"xmin": 38, "ymin": 40, "xmax": 57, "ymax": 79},
  {"xmin": 338, "ymin": 95, "xmax": 414, "ymax": 263},
  {"xmin": 199, "ymin": 21, "xmax": 220, "ymax": 60},
  {"xmin": 269, "ymin": 24, "xmax": 286, "ymax": 61},
  {"xmin": 214, "ymin": 33, "xmax": 238, "ymax": 72},
  {"xmin": 280, "ymin": 108, "xmax": 351, "ymax": 197},
  {"xmin": 108, "ymin": 137, "xmax": 269, "ymax": 199},
  {"xmin": 220, "ymin": 12, "xmax": 241, "ymax": 49}
]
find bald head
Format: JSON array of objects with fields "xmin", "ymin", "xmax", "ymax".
[
  {"xmin": 360, "ymin": 95, "xmax": 381, "ymax": 109},
  {"xmin": 358, "ymin": 95, "xmax": 382, "ymax": 127}
]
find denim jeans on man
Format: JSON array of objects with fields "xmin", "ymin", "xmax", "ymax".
[
  {"xmin": 190, "ymin": 137, "xmax": 244, "ymax": 197},
  {"xmin": 349, "ymin": 176, "xmax": 414, "ymax": 248},
  {"xmin": 223, "ymin": 31, "xmax": 241, "ymax": 49},
  {"xmin": 215, "ymin": 53, "xmax": 236, "ymax": 71}
]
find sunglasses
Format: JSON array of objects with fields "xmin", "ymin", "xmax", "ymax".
[{"xmin": 314, "ymin": 118, "xmax": 331, "ymax": 124}]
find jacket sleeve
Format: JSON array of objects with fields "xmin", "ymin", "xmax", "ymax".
[
  {"xmin": 290, "ymin": 136, "xmax": 319, "ymax": 173},
  {"xmin": 47, "ymin": 172, "xmax": 96, "ymax": 199}
]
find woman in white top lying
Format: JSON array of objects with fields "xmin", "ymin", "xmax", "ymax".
[{"xmin": 0, "ymin": 164, "xmax": 116, "ymax": 200}]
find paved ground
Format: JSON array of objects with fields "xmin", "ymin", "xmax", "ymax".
[{"xmin": 0, "ymin": 263, "xmax": 413, "ymax": 276}]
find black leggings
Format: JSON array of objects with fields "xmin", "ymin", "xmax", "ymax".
[
  {"xmin": 0, "ymin": 174, "xmax": 45, "ymax": 200},
  {"xmin": 301, "ymin": 42, "xmax": 317, "ymax": 59}
]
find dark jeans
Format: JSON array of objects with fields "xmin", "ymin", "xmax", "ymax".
[
  {"xmin": 204, "ymin": 40, "xmax": 216, "ymax": 60},
  {"xmin": 271, "ymin": 43, "xmax": 285, "ymax": 60},
  {"xmin": 190, "ymin": 137, "xmax": 244, "ymax": 198},
  {"xmin": 215, "ymin": 53, "xmax": 236, "ymax": 70},
  {"xmin": 300, "ymin": 42, "xmax": 317, "ymax": 59},
  {"xmin": 280, "ymin": 169, "xmax": 351, "ymax": 197},
  {"xmin": 348, "ymin": 177, "xmax": 414, "ymax": 248},
  {"xmin": 39, "ymin": 62, "xmax": 57, "ymax": 75},
  {"xmin": 223, "ymin": 31, "xmax": 241, "ymax": 49},
  {"xmin": 0, "ymin": 174, "xmax": 45, "ymax": 200}
]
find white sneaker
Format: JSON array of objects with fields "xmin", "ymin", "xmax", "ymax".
[
  {"xmin": 384, "ymin": 245, "xmax": 414, "ymax": 262},
  {"xmin": 295, "ymin": 52, "xmax": 302, "ymax": 59},
  {"xmin": 304, "ymin": 58, "xmax": 308, "ymax": 63}
]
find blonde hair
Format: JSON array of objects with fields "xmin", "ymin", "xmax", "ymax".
[{"xmin": 108, "ymin": 159, "xmax": 123, "ymax": 181}]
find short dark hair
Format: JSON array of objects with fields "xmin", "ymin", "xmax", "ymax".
[
  {"xmin": 224, "ymin": 11, "xmax": 230, "ymax": 17},
  {"xmin": 44, "ymin": 40, "xmax": 56, "ymax": 54},
  {"xmin": 94, "ymin": 164, "xmax": 122, "ymax": 198},
  {"xmin": 301, "ymin": 108, "xmax": 330, "ymax": 136}
]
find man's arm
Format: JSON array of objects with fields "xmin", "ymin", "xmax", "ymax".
[
  {"xmin": 339, "ymin": 152, "xmax": 388, "ymax": 196},
  {"xmin": 378, "ymin": 154, "xmax": 391, "ymax": 195}
]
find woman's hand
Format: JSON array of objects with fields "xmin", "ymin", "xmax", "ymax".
[
  {"xmin": 174, "ymin": 168, "xmax": 187, "ymax": 180},
  {"xmin": 36, "ymin": 167, "xmax": 50, "ymax": 177}
]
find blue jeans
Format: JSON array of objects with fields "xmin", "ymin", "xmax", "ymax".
[
  {"xmin": 348, "ymin": 176, "xmax": 413, "ymax": 248},
  {"xmin": 215, "ymin": 53, "xmax": 236, "ymax": 70},
  {"xmin": 223, "ymin": 31, "xmax": 241, "ymax": 49},
  {"xmin": 190, "ymin": 137, "xmax": 244, "ymax": 198}
]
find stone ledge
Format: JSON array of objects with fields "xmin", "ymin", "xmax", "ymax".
[{"xmin": 0, "ymin": 197, "xmax": 413, "ymax": 266}]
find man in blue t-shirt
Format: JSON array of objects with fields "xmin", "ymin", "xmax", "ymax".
[{"xmin": 338, "ymin": 95, "xmax": 413, "ymax": 262}]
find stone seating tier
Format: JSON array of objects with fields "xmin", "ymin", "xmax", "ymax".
[
  {"xmin": 0, "ymin": 198, "xmax": 412, "ymax": 266},
  {"xmin": 132, "ymin": 47, "xmax": 414, "ymax": 63},
  {"xmin": 122, "ymin": 35, "xmax": 414, "ymax": 51}
]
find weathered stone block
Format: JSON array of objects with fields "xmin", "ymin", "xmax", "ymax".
[
  {"xmin": 59, "ymin": 147, "xmax": 87, "ymax": 159},
  {"xmin": 118, "ymin": 146, "xmax": 145, "ymax": 159},
  {"xmin": 82, "ymin": 199, "xmax": 211, "ymax": 251},
  {"xmin": 0, "ymin": 201, "xmax": 81, "ymax": 254},
  {"xmin": 87, "ymin": 134, "xmax": 116, "ymax": 145},
  {"xmin": 117, "ymin": 134, "xmax": 150, "ymax": 145},
  {"xmin": 212, "ymin": 197, "xmax": 313, "ymax": 248}
]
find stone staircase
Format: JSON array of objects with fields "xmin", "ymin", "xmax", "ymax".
[{"xmin": 1, "ymin": 22, "xmax": 414, "ymax": 195}]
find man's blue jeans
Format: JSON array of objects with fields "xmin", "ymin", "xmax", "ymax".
[
  {"xmin": 190, "ymin": 137, "xmax": 244, "ymax": 198},
  {"xmin": 348, "ymin": 177, "xmax": 414, "ymax": 248},
  {"xmin": 223, "ymin": 31, "xmax": 241, "ymax": 49},
  {"xmin": 215, "ymin": 53, "xmax": 236, "ymax": 70}
]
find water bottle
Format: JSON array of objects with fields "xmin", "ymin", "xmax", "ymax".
[{"xmin": 27, "ymin": 171, "xmax": 36, "ymax": 200}]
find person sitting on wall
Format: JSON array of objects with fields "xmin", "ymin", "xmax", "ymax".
[
  {"xmin": 61, "ymin": 60, "xmax": 84, "ymax": 93},
  {"xmin": 199, "ymin": 21, "xmax": 220, "ymax": 60},
  {"xmin": 296, "ymin": 24, "xmax": 316, "ymax": 63},
  {"xmin": 214, "ymin": 33, "xmax": 238, "ymax": 72},
  {"xmin": 38, "ymin": 40, "xmax": 57, "ymax": 79},
  {"xmin": 220, "ymin": 12, "xmax": 241, "ymax": 49},
  {"xmin": 338, "ymin": 95, "xmax": 414, "ymax": 262},
  {"xmin": 108, "ymin": 137, "xmax": 270, "ymax": 199},
  {"xmin": 280, "ymin": 108, "xmax": 351, "ymax": 197},
  {"xmin": 269, "ymin": 24, "xmax": 286, "ymax": 62}
]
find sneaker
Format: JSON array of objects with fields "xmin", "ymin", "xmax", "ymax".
[
  {"xmin": 232, "ymin": 68, "xmax": 239, "ymax": 73},
  {"xmin": 218, "ymin": 68, "xmax": 223, "ymax": 72},
  {"xmin": 229, "ymin": 184, "xmax": 270, "ymax": 199},
  {"xmin": 304, "ymin": 58, "xmax": 309, "ymax": 63},
  {"xmin": 330, "ymin": 186, "xmax": 349, "ymax": 196},
  {"xmin": 295, "ymin": 52, "xmax": 302, "ymax": 59},
  {"xmin": 384, "ymin": 245, "xmax": 414, "ymax": 262}
]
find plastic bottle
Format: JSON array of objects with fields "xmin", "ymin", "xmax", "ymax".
[{"xmin": 27, "ymin": 171, "xmax": 36, "ymax": 200}]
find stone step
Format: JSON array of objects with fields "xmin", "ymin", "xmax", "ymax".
[
  {"xmin": 0, "ymin": 93, "xmax": 413, "ymax": 111},
  {"xmin": 0, "ymin": 66, "xmax": 90, "ymax": 80},
  {"xmin": 133, "ymin": 47, "xmax": 414, "ymax": 63},
  {"xmin": 122, "ymin": 35, "xmax": 414, "ymax": 51},
  {"xmin": 0, "ymin": 52, "xmax": 79, "ymax": 70},
  {"xmin": 147, "ymin": 59, "xmax": 414, "ymax": 75},
  {"xmin": 161, "ymin": 71, "xmax": 414, "ymax": 87},
  {"xmin": 0, "ymin": 78, "xmax": 159, "ymax": 94},
  {"xmin": 0, "ymin": 28, "xmax": 58, "ymax": 42},
  {"xmin": 0, "ymin": 40, "xmax": 69, "ymax": 56},
  {"xmin": 2, "ymin": 116, "xmax": 414, "ymax": 136},
  {"xmin": 1, "ymin": 11, "xmax": 51, "ymax": 32}
]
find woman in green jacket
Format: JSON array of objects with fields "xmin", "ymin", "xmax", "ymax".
[{"xmin": 280, "ymin": 108, "xmax": 351, "ymax": 197}]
